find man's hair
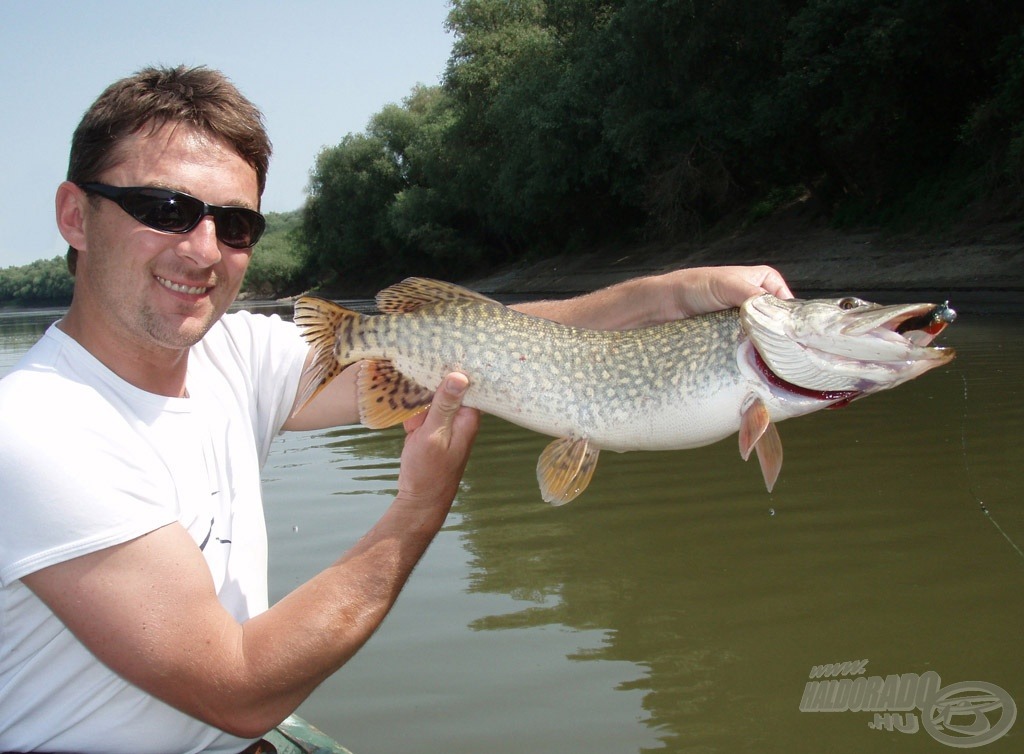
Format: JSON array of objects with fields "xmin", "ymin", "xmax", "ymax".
[{"xmin": 66, "ymin": 65, "xmax": 272, "ymax": 273}]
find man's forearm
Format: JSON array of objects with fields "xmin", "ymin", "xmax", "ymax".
[
  {"xmin": 229, "ymin": 494, "xmax": 449, "ymax": 735},
  {"xmin": 512, "ymin": 275, "xmax": 673, "ymax": 330},
  {"xmin": 511, "ymin": 265, "xmax": 794, "ymax": 330}
]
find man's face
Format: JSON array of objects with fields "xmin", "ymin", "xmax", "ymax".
[{"xmin": 74, "ymin": 122, "xmax": 260, "ymax": 354}]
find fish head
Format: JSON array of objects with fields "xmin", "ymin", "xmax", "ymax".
[{"xmin": 740, "ymin": 294, "xmax": 956, "ymax": 398}]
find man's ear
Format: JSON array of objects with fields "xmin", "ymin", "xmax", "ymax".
[{"xmin": 55, "ymin": 181, "xmax": 89, "ymax": 251}]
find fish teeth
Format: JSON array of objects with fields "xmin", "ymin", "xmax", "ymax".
[{"xmin": 156, "ymin": 276, "xmax": 208, "ymax": 295}]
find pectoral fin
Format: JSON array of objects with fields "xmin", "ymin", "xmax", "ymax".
[
  {"xmin": 537, "ymin": 437, "xmax": 601, "ymax": 506},
  {"xmin": 739, "ymin": 398, "xmax": 784, "ymax": 492},
  {"xmin": 358, "ymin": 359, "xmax": 434, "ymax": 429},
  {"xmin": 753, "ymin": 423, "xmax": 783, "ymax": 492}
]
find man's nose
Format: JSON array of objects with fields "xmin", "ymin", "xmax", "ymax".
[{"xmin": 177, "ymin": 215, "xmax": 223, "ymax": 266}]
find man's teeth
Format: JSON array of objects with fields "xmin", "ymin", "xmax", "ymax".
[{"xmin": 157, "ymin": 276, "xmax": 209, "ymax": 295}]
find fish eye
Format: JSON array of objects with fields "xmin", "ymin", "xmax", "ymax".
[{"xmin": 838, "ymin": 297, "xmax": 863, "ymax": 310}]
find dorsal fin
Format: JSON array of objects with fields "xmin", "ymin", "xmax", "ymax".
[{"xmin": 375, "ymin": 277, "xmax": 499, "ymax": 314}]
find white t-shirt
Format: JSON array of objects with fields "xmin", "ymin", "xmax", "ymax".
[{"xmin": 0, "ymin": 311, "xmax": 309, "ymax": 753}]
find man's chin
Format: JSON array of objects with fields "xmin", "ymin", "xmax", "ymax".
[{"xmin": 141, "ymin": 307, "xmax": 221, "ymax": 351}]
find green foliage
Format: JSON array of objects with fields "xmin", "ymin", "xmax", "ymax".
[
  {"xmin": 748, "ymin": 186, "xmax": 809, "ymax": 224},
  {"xmin": 0, "ymin": 257, "xmax": 74, "ymax": 306},
  {"xmin": 301, "ymin": 132, "xmax": 405, "ymax": 288},
  {"xmin": 297, "ymin": 0, "xmax": 1024, "ymax": 289},
  {"xmin": 961, "ymin": 27, "xmax": 1024, "ymax": 190},
  {"xmin": 771, "ymin": 0, "xmax": 1017, "ymax": 202},
  {"xmin": 300, "ymin": 84, "xmax": 496, "ymax": 290},
  {"xmin": 242, "ymin": 210, "xmax": 307, "ymax": 297}
]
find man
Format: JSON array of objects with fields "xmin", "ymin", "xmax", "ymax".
[{"xmin": 0, "ymin": 66, "xmax": 791, "ymax": 752}]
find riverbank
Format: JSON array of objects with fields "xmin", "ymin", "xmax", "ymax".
[{"xmin": 465, "ymin": 215, "xmax": 1024, "ymax": 314}]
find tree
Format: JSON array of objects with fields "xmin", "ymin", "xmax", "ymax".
[
  {"xmin": 302, "ymin": 132, "xmax": 405, "ymax": 287},
  {"xmin": 242, "ymin": 211, "xmax": 306, "ymax": 297},
  {"xmin": 298, "ymin": 0, "xmax": 1024, "ymax": 290},
  {"xmin": 0, "ymin": 257, "xmax": 74, "ymax": 306}
]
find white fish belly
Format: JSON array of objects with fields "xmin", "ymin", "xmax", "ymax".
[{"xmin": 587, "ymin": 382, "xmax": 749, "ymax": 452}]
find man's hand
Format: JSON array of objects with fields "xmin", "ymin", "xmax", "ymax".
[
  {"xmin": 396, "ymin": 372, "xmax": 480, "ymax": 519},
  {"xmin": 663, "ymin": 265, "xmax": 794, "ymax": 319}
]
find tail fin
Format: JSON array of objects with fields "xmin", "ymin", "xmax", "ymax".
[{"xmin": 292, "ymin": 296, "xmax": 360, "ymax": 416}]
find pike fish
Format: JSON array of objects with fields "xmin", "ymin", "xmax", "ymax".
[{"xmin": 293, "ymin": 278, "xmax": 956, "ymax": 504}]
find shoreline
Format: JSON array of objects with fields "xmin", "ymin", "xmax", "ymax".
[
  {"xmin": 464, "ymin": 218, "xmax": 1024, "ymax": 314},
  {"xmin": 6, "ymin": 220, "xmax": 1020, "ymax": 315}
]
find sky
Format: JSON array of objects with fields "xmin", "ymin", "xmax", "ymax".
[{"xmin": 0, "ymin": 1, "xmax": 456, "ymax": 268}]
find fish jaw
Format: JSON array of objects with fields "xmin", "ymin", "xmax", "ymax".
[{"xmin": 740, "ymin": 294, "xmax": 956, "ymax": 396}]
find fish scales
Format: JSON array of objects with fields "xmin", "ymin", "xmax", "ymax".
[
  {"xmin": 294, "ymin": 278, "xmax": 955, "ymax": 503},
  {"xmin": 335, "ymin": 296, "xmax": 746, "ymax": 451}
]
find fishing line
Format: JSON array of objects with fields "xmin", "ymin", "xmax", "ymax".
[{"xmin": 959, "ymin": 371, "xmax": 1024, "ymax": 566}]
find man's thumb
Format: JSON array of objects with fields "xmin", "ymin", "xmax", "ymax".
[{"xmin": 432, "ymin": 372, "xmax": 470, "ymax": 425}]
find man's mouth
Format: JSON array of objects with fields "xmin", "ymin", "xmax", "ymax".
[{"xmin": 156, "ymin": 275, "xmax": 211, "ymax": 296}]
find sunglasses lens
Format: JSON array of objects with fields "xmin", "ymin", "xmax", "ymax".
[
  {"xmin": 217, "ymin": 209, "xmax": 266, "ymax": 249},
  {"xmin": 123, "ymin": 190, "xmax": 202, "ymax": 233}
]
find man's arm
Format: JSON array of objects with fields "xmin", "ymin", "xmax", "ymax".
[
  {"xmin": 282, "ymin": 357, "xmax": 360, "ymax": 431},
  {"xmin": 513, "ymin": 265, "xmax": 793, "ymax": 329},
  {"xmin": 23, "ymin": 374, "xmax": 478, "ymax": 739}
]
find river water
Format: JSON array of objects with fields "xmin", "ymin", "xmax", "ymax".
[{"xmin": 1, "ymin": 300, "xmax": 1021, "ymax": 753}]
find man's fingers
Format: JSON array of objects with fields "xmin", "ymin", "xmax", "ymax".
[
  {"xmin": 702, "ymin": 266, "xmax": 795, "ymax": 312},
  {"xmin": 423, "ymin": 372, "xmax": 470, "ymax": 437},
  {"xmin": 756, "ymin": 267, "xmax": 794, "ymax": 299},
  {"xmin": 395, "ymin": 372, "xmax": 478, "ymax": 511}
]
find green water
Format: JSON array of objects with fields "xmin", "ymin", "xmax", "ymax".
[{"xmin": 2, "ymin": 305, "xmax": 1021, "ymax": 753}]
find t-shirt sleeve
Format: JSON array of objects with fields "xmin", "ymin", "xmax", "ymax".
[{"xmin": 195, "ymin": 311, "xmax": 309, "ymax": 462}]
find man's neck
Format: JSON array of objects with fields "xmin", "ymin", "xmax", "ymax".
[{"xmin": 57, "ymin": 306, "xmax": 191, "ymax": 398}]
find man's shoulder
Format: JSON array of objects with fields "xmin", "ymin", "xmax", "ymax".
[
  {"xmin": 216, "ymin": 307, "xmax": 297, "ymax": 337},
  {"xmin": 0, "ymin": 326, "xmax": 149, "ymax": 451},
  {"xmin": 0, "ymin": 331, "xmax": 75, "ymax": 414},
  {"xmin": 194, "ymin": 308, "xmax": 303, "ymax": 373}
]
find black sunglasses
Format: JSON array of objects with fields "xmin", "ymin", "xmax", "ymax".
[{"xmin": 77, "ymin": 182, "xmax": 266, "ymax": 249}]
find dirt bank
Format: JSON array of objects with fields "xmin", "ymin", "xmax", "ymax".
[{"xmin": 466, "ymin": 217, "xmax": 1024, "ymax": 314}]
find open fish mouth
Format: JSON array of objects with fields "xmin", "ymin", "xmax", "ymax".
[
  {"xmin": 889, "ymin": 300, "xmax": 957, "ymax": 346},
  {"xmin": 837, "ymin": 297, "xmax": 957, "ymax": 348},
  {"xmin": 742, "ymin": 295, "xmax": 957, "ymax": 395}
]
